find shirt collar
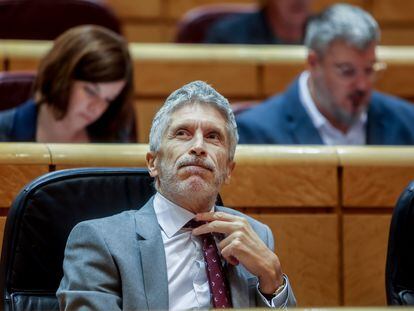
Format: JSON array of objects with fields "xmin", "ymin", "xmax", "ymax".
[{"xmin": 153, "ymin": 192, "xmax": 214, "ymax": 238}]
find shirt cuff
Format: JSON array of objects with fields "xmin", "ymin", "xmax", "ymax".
[{"xmin": 257, "ymin": 274, "xmax": 290, "ymax": 308}]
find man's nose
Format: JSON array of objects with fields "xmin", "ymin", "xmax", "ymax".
[
  {"xmin": 355, "ymin": 73, "xmax": 371, "ymax": 92},
  {"xmin": 189, "ymin": 132, "xmax": 206, "ymax": 156}
]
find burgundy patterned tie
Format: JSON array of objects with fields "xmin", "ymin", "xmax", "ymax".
[{"xmin": 185, "ymin": 219, "xmax": 232, "ymax": 308}]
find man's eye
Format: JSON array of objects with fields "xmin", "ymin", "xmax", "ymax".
[
  {"xmin": 176, "ymin": 130, "xmax": 190, "ymax": 137},
  {"xmin": 207, "ymin": 132, "xmax": 220, "ymax": 140}
]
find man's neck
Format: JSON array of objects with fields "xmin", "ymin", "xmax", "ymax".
[{"xmin": 157, "ymin": 189, "xmax": 216, "ymax": 214}]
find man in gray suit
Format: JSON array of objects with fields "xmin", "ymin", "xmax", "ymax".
[{"xmin": 57, "ymin": 81, "xmax": 296, "ymax": 310}]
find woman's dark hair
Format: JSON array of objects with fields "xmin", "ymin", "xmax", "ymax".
[{"xmin": 33, "ymin": 25, "xmax": 134, "ymax": 142}]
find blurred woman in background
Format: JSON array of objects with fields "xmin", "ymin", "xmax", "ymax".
[{"xmin": 0, "ymin": 25, "xmax": 134, "ymax": 142}]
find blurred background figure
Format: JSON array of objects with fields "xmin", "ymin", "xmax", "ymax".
[
  {"xmin": 0, "ymin": 25, "xmax": 134, "ymax": 143},
  {"xmin": 204, "ymin": 0, "xmax": 313, "ymax": 44},
  {"xmin": 236, "ymin": 3, "xmax": 414, "ymax": 145}
]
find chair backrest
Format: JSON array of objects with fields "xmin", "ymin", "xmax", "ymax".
[
  {"xmin": 0, "ymin": 0, "xmax": 121, "ymax": 40},
  {"xmin": 0, "ymin": 71, "xmax": 36, "ymax": 111},
  {"xmin": 0, "ymin": 167, "xmax": 155, "ymax": 311},
  {"xmin": 386, "ymin": 180, "xmax": 414, "ymax": 305},
  {"xmin": 175, "ymin": 4, "xmax": 257, "ymax": 43}
]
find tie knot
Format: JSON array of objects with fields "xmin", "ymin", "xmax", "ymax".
[{"xmin": 184, "ymin": 219, "xmax": 206, "ymax": 229}]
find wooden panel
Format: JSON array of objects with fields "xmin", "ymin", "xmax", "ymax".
[
  {"xmin": 372, "ymin": 0, "xmax": 414, "ymax": 23},
  {"xmin": 0, "ymin": 143, "xmax": 50, "ymax": 207},
  {"xmin": 9, "ymin": 58, "xmax": 40, "ymax": 71},
  {"xmin": 380, "ymin": 28, "xmax": 414, "ymax": 46},
  {"xmin": 262, "ymin": 63, "xmax": 305, "ymax": 97},
  {"xmin": 222, "ymin": 146, "xmax": 338, "ymax": 207},
  {"xmin": 166, "ymin": 0, "xmax": 255, "ymax": 20},
  {"xmin": 343, "ymin": 214, "xmax": 392, "ymax": 306},
  {"xmin": 343, "ymin": 167, "xmax": 414, "ymax": 208},
  {"xmin": 252, "ymin": 214, "xmax": 339, "ymax": 307},
  {"xmin": 312, "ymin": 0, "xmax": 369, "ymax": 11},
  {"xmin": 105, "ymin": 0, "xmax": 162, "ymax": 19},
  {"xmin": 0, "ymin": 165, "xmax": 49, "ymax": 208},
  {"xmin": 0, "ymin": 216, "xmax": 6, "ymax": 254},
  {"xmin": 135, "ymin": 61, "xmax": 258, "ymax": 97},
  {"xmin": 134, "ymin": 99, "xmax": 163, "ymax": 143},
  {"xmin": 4, "ymin": 40, "xmax": 50, "ymax": 71},
  {"xmin": 338, "ymin": 147, "xmax": 414, "ymax": 208},
  {"xmin": 123, "ymin": 24, "xmax": 166, "ymax": 43},
  {"xmin": 48, "ymin": 143, "xmax": 149, "ymax": 169},
  {"xmin": 375, "ymin": 63, "xmax": 414, "ymax": 97}
]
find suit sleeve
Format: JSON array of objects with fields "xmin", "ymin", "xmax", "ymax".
[
  {"xmin": 56, "ymin": 221, "xmax": 122, "ymax": 311},
  {"xmin": 255, "ymin": 224, "xmax": 297, "ymax": 308}
]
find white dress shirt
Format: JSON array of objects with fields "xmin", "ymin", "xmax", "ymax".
[
  {"xmin": 153, "ymin": 192, "xmax": 289, "ymax": 310},
  {"xmin": 299, "ymin": 71, "xmax": 367, "ymax": 145}
]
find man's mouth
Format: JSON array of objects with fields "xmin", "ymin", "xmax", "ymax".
[
  {"xmin": 179, "ymin": 163, "xmax": 213, "ymax": 172},
  {"xmin": 349, "ymin": 91, "xmax": 367, "ymax": 110}
]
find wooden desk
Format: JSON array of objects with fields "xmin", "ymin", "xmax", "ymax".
[{"xmin": 3, "ymin": 42, "xmax": 414, "ymax": 142}]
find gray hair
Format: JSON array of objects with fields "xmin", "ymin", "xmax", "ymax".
[
  {"xmin": 149, "ymin": 80, "xmax": 239, "ymax": 160},
  {"xmin": 305, "ymin": 3, "xmax": 380, "ymax": 55}
]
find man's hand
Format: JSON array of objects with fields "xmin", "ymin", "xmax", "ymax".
[{"xmin": 192, "ymin": 211, "xmax": 284, "ymax": 295}]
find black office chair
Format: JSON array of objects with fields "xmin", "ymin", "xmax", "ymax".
[
  {"xmin": 386, "ymin": 180, "xmax": 414, "ymax": 305},
  {"xmin": 0, "ymin": 167, "xmax": 156, "ymax": 311}
]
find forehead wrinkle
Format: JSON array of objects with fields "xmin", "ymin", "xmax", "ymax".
[{"xmin": 169, "ymin": 117, "xmax": 226, "ymax": 135}]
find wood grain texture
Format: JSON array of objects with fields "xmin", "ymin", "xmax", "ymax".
[
  {"xmin": 123, "ymin": 24, "xmax": 167, "ymax": 43},
  {"xmin": 223, "ymin": 165, "xmax": 338, "ymax": 207},
  {"xmin": 134, "ymin": 61, "xmax": 258, "ymax": 97},
  {"xmin": 0, "ymin": 216, "xmax": 6, "ymax": 254},
  {"xmin": 342, "ymin": 167, "xmax": 414, "ymax": 208},
  {"xmin": 223, "ymin": 145, "xmax": 338, "ymax": 208},
  {"xmin": 262, "ymin": 63, "xmax": 305, "ymax": 97},
  {"xmin": 372, "ymin": 0, "xmax": 414, "ymax": 23},
  {"xmin": 376, "ymin": 63, "xmax": 414, "ymax": 97},
  {"xmin": 133, "ymin": 99, "xmax": 164, "ymax": 143},
  {"xmin": 0, "ymin": 165, "xmax": 49, "ymax": 207},
  {"xmin": 380, "ymin": 28, "xmax": 414, "ymax": 46},
  {"xmin": 252, "ymin": 213, "xmax": 339, "ymax": 307},
  {"xmin": 105, "ymin": 0, "xmax": 162, "ymax": 19},
  {"xmin": 338, "ymin": 147, "xmax": 414, "ymax": 208},
  {"xmin": 343, "ymin": 214, "xmax": 392, "ymax": 306}
]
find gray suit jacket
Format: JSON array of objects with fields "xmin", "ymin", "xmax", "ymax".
[{"xmin": 57, "ymin": 198, "xmax": 295, "ymax": 310}]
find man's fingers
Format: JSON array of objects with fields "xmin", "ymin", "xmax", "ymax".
[
  {"xmin": 195, "ymin": 211, "xmax": 240, "ymax": 222},
  {"xmin": 192, "ymin": 220, "xmax": 233, "ymax": 235}
]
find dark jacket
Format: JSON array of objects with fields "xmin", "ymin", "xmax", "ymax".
[
  {"xmin": 0, "ymin": 99, "xmax": 133, "ymax": 142},
  {"xmin": 236, "ymin": 78, "xmax": 414, "ymax": 145}
]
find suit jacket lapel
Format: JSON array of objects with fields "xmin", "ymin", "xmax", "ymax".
[
  {"xmin": 366, "ymin": 95, "xmax": 386, "ymax": 144},
  {"xmin": 284, "ymin": 80, "xmax": 324, "ymax": 144},
  {"xmin": 134, "ymin": 198, "xmax": 169, "ymax": 310}
]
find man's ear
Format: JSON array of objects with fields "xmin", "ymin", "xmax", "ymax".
[
  {"xmin": 224, "ymin": 161, "xmax": 236, "ymax": 185},
  {"xmin": 146, "ymin": 151, "xmax": 159, "ymax": 178},
  {"xmin": 307, "ymin": 50, "xmax": 319, "ymax": 71}
]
